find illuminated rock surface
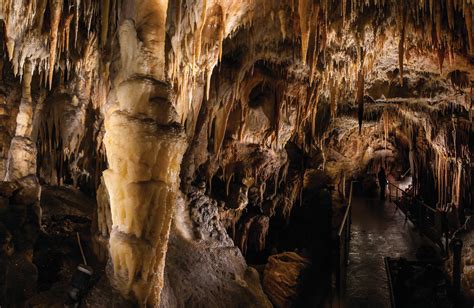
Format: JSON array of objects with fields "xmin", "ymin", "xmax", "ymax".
[{"xmin": 0, "ymin": 0, "xmax": 472, "ymax": 307}]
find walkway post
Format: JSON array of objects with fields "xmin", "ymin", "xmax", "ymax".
[
  {"xmin": 335, "ymin": 235, "xmax": 341, "ymax": 295},
  {"xmin": 452, "ymin": 238, "xmax": 463, "ymax": 298},
  {"xmin": 348, "ymin": 206, "xmax": 352, "ymax": 244}
]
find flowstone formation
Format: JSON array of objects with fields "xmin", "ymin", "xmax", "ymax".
[{"xmin": 0, "ymin": 0, "xmax": 473, "ymax": 307}]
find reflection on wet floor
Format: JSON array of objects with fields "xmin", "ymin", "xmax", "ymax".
[{"xmin": 345, "ymin": 198, "xmax": 429, "ymax": 308}]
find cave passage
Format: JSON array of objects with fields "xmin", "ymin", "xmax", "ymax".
[{"xmin": 346, "ymin": 196, "xmax": 431, "ymax": 307}]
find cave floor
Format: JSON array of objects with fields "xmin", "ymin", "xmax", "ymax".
[{"xmin": 345, "ymin": 197, "xmax": 431, "ymax": 308}]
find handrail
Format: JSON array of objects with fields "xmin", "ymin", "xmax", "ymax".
[
  {"xmin": 334, "ymin": 180, "xmax": 358, "ymax": 298},
  {"xmin": 390, "ymin": 181, "xmax": 435, "ymax": 213},
  {"xmin": 388, "ymin": 182, "xmax": 405, "ymax": 194},
  {"xmin": 389, "ymin": 181, "xmax": 447, "ymax": 255},
  {"xmin": 338, "ymin": 181, "xmax": 357, "ymax": 237},
  {"xmin": 401, "ymin": 168, "xmax": 411, "ymax": 178},
  {"xmin": 348, "ymin": 180, "xmax": 355, "ymax": 209}
]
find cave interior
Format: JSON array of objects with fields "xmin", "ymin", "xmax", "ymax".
[{"xmin": 0, "ymin": 0, "xmax": 473, "ymax": 307}]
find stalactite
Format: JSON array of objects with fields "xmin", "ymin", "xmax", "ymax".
[
  {"xmin": 225, "ymin": 172, "xmax": 234, "ymax": 196},
  {"xmin": 434, "ymin": 0, "xmax": 442, "ymax": 46},
  {"xmin": 298, "ymin": 0, "xmax": 313, "ymax": 65},
  {"xmin": 398, "ymin": 0, "xmax": 406, "ymax": 84},
  {"xmin": 382, "ymin": 109, "xmax": 389, "ymax": 149},
  {"xmin": 213, "ymin": 100, "xmax": 233, "ymax": 156},
  {"xmin": 75, "ymin": 0, "xmax": 81, "ymax": 46},
  {"xmin": 470, "ymin": 83, "xmax": 473, "ymax": 122},
  {"xmin": 218, "ymin": 7, "xmax": 225, "ymax": 63},
  {"xmin": 330, "ymin": 78, "xmax": 338, "ymax": 119},
  {"xmin": 465, "ymin": 3, "xmax": 474, "ymax": 54},
  {"xmin": 206, "ymin": 66, "xmax": 213, "ymax": 101},
  {"xmin": 274, "ymin": 88, "xmax": 281, "ymax": 146},
  {"xmin": 437, "ymin": 44, "xmax": 446, "ymax": 74},
  {"xmin": 452, "ymin": 117, "xmax": 458, "ymax": 158},
  {"xmin": 342, "ymin": 0, "xmax": 347, "ymax": 25},
  {"xmin": 435, "ymin": 153, "xmax": 449, "ymax": 208},
  {"xmin": 100, "ymin": 0, "xmax": 110, "ymax": 47},
  {"xmin": 311, "ymin": 85, "xmax": 320, "ymax": 139},
  {"xmin": 356, "ymin": 52, "xmax": 365, "ymax": 134},
  {"xmin": 49, "ymin": 0, "xmax": 62, "ymax": 90},
  {"xmin": 447, "ymin": 0, "xmax": 455, "ymax": 30},
  {"xmin": 452, "ymin": 160, "xmax": 462, "ymax": 206},
  {"xmin": 61, "ymin": 13, "xmax": 74, "ymax": 53},
  {"xmin": 278, "ymin": 9, "xmax": 287, "ymax": 40},
  {"xmin": 194, "ymin": 0, "xmax": 208, "ymax": 71},
  {"xmin": 310, "ymin": 24, "xmax": 319, "ymax": 85}
]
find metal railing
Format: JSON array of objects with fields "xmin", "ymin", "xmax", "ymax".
[
  {"xmin": 388, "ymin": 181, "xmax": 412, "ymax": 204},
  {"xmin": 385, "ymin": 182, "xmax": 466, "ymax": 305},
  {"xmin": 388, "ymin": 182, "xmax": 414, "ymax": 223},
  {"xmin": 334, "ymin": 180, "xmax": 357, "ymax": 296},
  {"xmin": 388, "ymin": 181, "xmax": 447, "ymax": 253}
]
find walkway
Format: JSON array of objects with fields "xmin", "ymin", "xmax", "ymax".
[{"xmin": 345, "ymin": 197, "xmax": 429, "ymax": 308}]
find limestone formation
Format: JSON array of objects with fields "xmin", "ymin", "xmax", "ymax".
[{"xmin": 0, "ymin": 0, "xmax": 473, "ymax": 307}]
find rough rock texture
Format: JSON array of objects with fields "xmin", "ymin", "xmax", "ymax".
[
  {"xmin": 161, "ymin": 229, "xmax": 272, "ymax": 308},
  {"xmin": 188, "ymin": 184, "xmax": 233, "ymax": 245},
  {"xmin": 263, "ymin": 252, "xmax": 311, "ymax": 308},
  {"xmin": 0, "ymin": 181, "xmax": 41, "ymax": 306},
  {"xmin": 27, "ymin": 185, "xmax": 100, "ymax": 307}
]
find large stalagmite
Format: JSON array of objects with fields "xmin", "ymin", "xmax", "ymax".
[
  {"xmin": 102, "ymin": 2, "xmax": 186, "ymax": 305},
  {"xmin": 5, "ymin": 61, "xmax": 37, "ymax": 184}
]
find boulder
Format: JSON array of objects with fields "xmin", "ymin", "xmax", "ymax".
[
  {"xmin": 0, "ymin": 181, "xmax": 18, "ymax": 198},
  {"xmin": 263, "ymin": 252, "xmax": 311, "ymax": 307}
]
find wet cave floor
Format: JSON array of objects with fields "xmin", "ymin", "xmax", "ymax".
[{"xmin": 345, "ymin": 197, "xmax": 431, "ymax": 308}]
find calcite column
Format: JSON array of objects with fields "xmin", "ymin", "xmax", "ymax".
[
  {"xmin": 102, "ymin": 1, "xmax": 187, "ymax": 305},
  {"xmin": 5, "ymin": 60, "xmax": 37, "ymax": 182}
]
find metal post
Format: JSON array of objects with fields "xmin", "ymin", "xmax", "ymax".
[
  {"xmin": 452, "ymin": 238, "xmax": 463, "ymax": 297},
  {"xmin": 341, "ymin": 228, "xmax": 346, "ymax": 293},
  {"xmin": 335, "ymin": 236, "xmax": 341, "ymax": 295},
  {"xmin": 349, "ymin": 206, "xmax": 352, "ymax": 240},
  {"xmin": 345, "ymin": 220, "xmax": 350, "ymax": 263}
]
